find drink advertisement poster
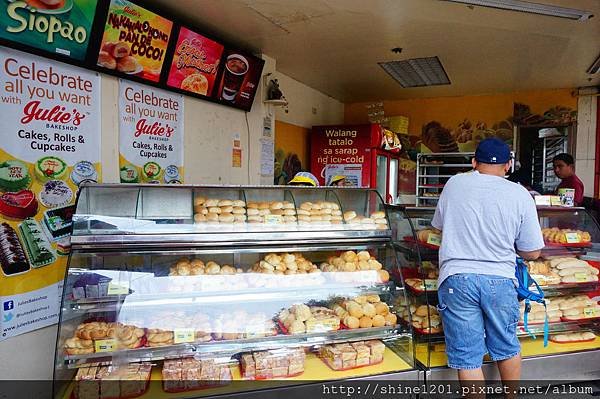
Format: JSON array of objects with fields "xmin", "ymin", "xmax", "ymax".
[
  {"xmin": 119, "ymin": 80, "xmax": 183, "ymax": 184},
  {"xmin": 310, "ymin": 124, "xmax": 374, "ymax": 187},
  {"xmin": 0, "ymin": 47, "xmax": 101, "ymax": 339},
  {"xmin": 167, "ymin": 27, "xmax": 224, "ymax": 98},
  {"xmin": 0, "ymin": 0, "xmax": 98, "ymax": 60},
  {"xmin": 97, "ymin": 0, "xmax": 173, "ymax": 82},
  {"xmin": 215, "ymin": 48, "xmax": 264, "ymax": 111}
]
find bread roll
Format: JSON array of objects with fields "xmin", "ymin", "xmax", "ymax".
[
  {"xmin": 415, "ymin": 305, "xmax": 430, "ymax": 317},
  {"xmin": 372, "ymin": 314, "xmax": 386, "ymax": 327},
  {"xmin": 205, "ymin": 199, "xmax": 219, "ymax": 207},
  {"xmin": 554, "ymin": 259, "xmax": 589, "ymax": 269},
  {"xmin": 558, "ymin": 267, "xmax": 591, "ymax": 277},
  {"xmin": 247, "ymin": 208, "xmax": 259, "ymax": 216},
  {"xmin": 218, "ymin": 213, "xmax": 234, "ymax": 223},
  {"xmin": 359, "ymin": 316, "xmax": 373, "ymax": 328},
  {"xmin": 371, "ymin": 211, "xmax": 385, "ymax": 219},
  {"xmin": 343, "ymin": 211, "xmax": 357, "ymax": 221},
  {"xmin": 97, "ymin": 51, "xmax": 116, "ymax": 69},
  {"xmin": 232, "ymin": 200, "xmax": 246, "ymax": 207},
  {"xmin": 117, "ymin": 56, "xmax": 139, "ymax": 73},
  {"xmin": 344, "ymin": 316, "xmax": 360, "ymax": 329}
]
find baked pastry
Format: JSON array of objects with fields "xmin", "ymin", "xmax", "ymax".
[
  {"xmin": 117, "ymin": 56, "xmax": 140, "ymax": 73},
  {"xmin": 181, "ymin": 73, "xmax": 209, "ymax": 95},
  {"xmin": 112, "ymin": 42, "xmax": 130, "ymax": 58},
  {"xmin": 97, "ymin": 51, "xmax": 116, "ymax": 70}
]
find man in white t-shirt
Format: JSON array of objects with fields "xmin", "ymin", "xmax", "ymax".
[{"xmin": 432, "ymin": 138, "xmax": 544, "ymax": 397}]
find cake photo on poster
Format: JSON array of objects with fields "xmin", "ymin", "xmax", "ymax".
[
  {"xmin": 167, "ymin": 27, "xmax": 224, "ymax": 97},
  {"xmin": 96, "ymin": 0, "xmax": 173, "ymax": 82},
  {"xmin": 215, "ymin": 49, "xmax": 264, "ymax": 110}
]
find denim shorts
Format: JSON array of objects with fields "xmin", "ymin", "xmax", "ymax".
[{"xmin": 437, "ymin": 273, "xmax": 521, "ymax": 370}]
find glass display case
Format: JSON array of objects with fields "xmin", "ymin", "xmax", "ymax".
[
  {"xmin": 387, "ymin": 204, "xmax": 600, "ymax": 382},
  {"xmin": 53, "ymin": 185, "xmax": 419, "ymax": 399}
]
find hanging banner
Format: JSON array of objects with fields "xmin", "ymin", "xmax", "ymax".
[
  {"xmin": 0, "ymin": 0, "xmax": 98, "ymax": 61},
  {"xmin": 119, "ymin": 80, "xmax": 183, "ymax": 183},
  {"xmin": 0, "ymin": 47, "xmax": 101, "ymax": 340},
  {"xmin": 97, "ymin": 0, "xmax": 173, "ymax": 82}
]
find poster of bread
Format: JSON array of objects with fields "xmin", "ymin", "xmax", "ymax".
[
  {"xmin": 166, "ymin": 27, "xmax": 224, "ymax": 97},
  {"xmin": 97, "ymin": 0, "xmax": 172, "ymax": 82},
  {"xmin": 0, "ymin": 0, "xmax": 97, "ymax": 60}
]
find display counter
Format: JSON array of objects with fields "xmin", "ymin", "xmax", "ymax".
[
  {"xmin": 387, "ymin": 204, "xmax": 600, "ymax": 384},
  {"xmin": 53, "ymin": 184, "xmax": 420, "ymax": 399}
]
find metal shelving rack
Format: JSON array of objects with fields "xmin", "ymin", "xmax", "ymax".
[{"xmin": 415, "ymin": 152, "xmax": 474, "ymax": 207}]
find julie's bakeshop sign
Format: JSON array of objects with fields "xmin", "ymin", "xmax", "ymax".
[
  {"xmin": 0, "ymin": 0, "xmax": 98, "ymax": 61},
  {"xmin": 119, "ymin": 80, "xmax": 183, "ymax": 184},
  {"xmin": 96, "ymin": 0, "xmax": 173, "ymax": 82},
  {"xmin": 0, "ymin": 47, "xmax": 101, "ymax": 340}
]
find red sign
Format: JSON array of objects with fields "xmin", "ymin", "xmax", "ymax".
[
  {"xmin": 167, "ymin": 27, "xmax": 224, "ymax": 97},
  {"xmin": 311, "ymin": 124, "xmax": 380, "ymax": 187}
]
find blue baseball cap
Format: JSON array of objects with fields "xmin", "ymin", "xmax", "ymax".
[{"xmin": 475, "ymin": 137, "xmax": 511, "ymax": 164}]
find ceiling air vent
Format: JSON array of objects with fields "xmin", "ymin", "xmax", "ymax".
[{"xmin": 378, "ymin": 56, "xmax": 451, "ymax": 88}]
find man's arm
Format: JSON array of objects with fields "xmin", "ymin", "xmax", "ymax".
[
  {"xmin": 517, "ymin": 249, "xmax": 541, "ymax": 260},
  {"xmin": 515, "ymin": 193, "xmax": 545, "ymax": 260}
]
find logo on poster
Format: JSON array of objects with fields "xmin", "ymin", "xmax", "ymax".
[
  {"xmin": 5, "ymin": 1, "xmax": 88, "ymax": 45},
  {"xmin": 3, "ymin": 300, "xmax": 14, "ymax": 311},
  {"xmin": 134, "ymin": 119, "xmax": 173, "ymax": 138},
  {"xmin": 21, "ymin": 101, "xmax": 85, "ymax": 126}
]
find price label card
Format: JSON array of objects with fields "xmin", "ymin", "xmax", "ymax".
[
  {"xmin": 434, "ymin": 344, "xmax": 446, "ymax": 352},
  {"xmin": 264, "ymin": 214, "xmax": 284, "ymax": 224},
  {"xmin": 424, "ymin": 279, "xmax": 438, "ymax": 291},
  {"xmin": 427, "ymin": 233, "xmax": 441, "ymax": 246},
  {"xmin": 565, "ymin": 232, "xmax": 581, "ymax": 244},
  {"xmin": 173, "ymin": 328, "xmax": 195, "ymax": 344},
  {"xmin": 535, "ymin": 196, "xmax": 552, "ymax": 206},
  {"xmin": 583, "ymin": 308, "xmax": 598, "ymax": 317},
  {"xmin": 94, "ymin": 339, "xmax": 116, "ymax": 353},
  {"xmin": 574, "ymin": 272, "xmax": 588, "ymax": 282},
  {"xmin": 549, "ymin": 196, "xmax": 563, "ymax": 206},
  {"xmin": 107, "ymin": 281, "xmax": 130, "ymax": 296}
]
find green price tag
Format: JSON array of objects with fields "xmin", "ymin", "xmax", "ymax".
[
  {"xmin": 424, "ymin": 279, "xmax": 438, "ymax": 291},
  {"xmin": 94, "ymin": 339, "xmax": 116, "ymax": 353},
  {"xmin": 264, "ymin": 215, "xmax": 284, "ymax": 224},
  {"xmin": 173, "ymin": 329, "xmax": 195, "ymax": 343},
  {"xmin": 427, "ymin": 233, "xmax": 441, "ymax": 246},
  {"xmin": 107, "ymin": 281, "xmax": 129, "ymax": 296},
  {"xmin": 583, "ymin": 308, "xmax": 598, "ymax": 317},
  {"xmin": 565, "ymin": 232, "xmax": 581, "ymax": 244}
]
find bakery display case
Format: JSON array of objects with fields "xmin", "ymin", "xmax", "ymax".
[
  {"xmin": 53, "ymin": 184, "xmax": 419, "ymax": 399},
  {"xmin": 387, "ymin": 204, "xmax": 600, "ymax": 382}
]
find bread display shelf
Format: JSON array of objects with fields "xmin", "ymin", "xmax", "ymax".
[
  {"xmin": 62, "ymin": 326, "xmax": 398, "ymax": 369},
  {"xmin": 402, "ymin": 237, "xmax": 440, "ymax": 250},
  {"xmin": 66, "ymin": 281, "xmax": 395, "ymax": 313},
  {"xmin": 544, "ymin": 242, "xmax": 593, "ymax": 248}
]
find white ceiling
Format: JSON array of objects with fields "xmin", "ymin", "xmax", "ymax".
[{"xmin": 147, "ymin": 0, "xmax": 600, "ymax": 102}]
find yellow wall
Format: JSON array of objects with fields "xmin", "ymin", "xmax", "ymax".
[
  {"xmin": 274, "ymin": 120, "xmax": 310, "ymax": 184},
  {"xmin": 344, "ymin": 89, "xmax": 577, "ymax": 136}
]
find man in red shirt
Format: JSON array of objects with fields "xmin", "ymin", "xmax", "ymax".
[{"xmin": 553, "ymin": 153, "xmax": 584, "ymax": 206}]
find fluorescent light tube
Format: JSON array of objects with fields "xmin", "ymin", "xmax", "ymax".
[{"xmin": 443, "ymin": 0, "xmax": 594, "ymax": 21}]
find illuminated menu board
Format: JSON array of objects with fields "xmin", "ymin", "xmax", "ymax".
[{"xmin": 96, "ymin": 0, "xmax": 173, "ymax": 82}]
